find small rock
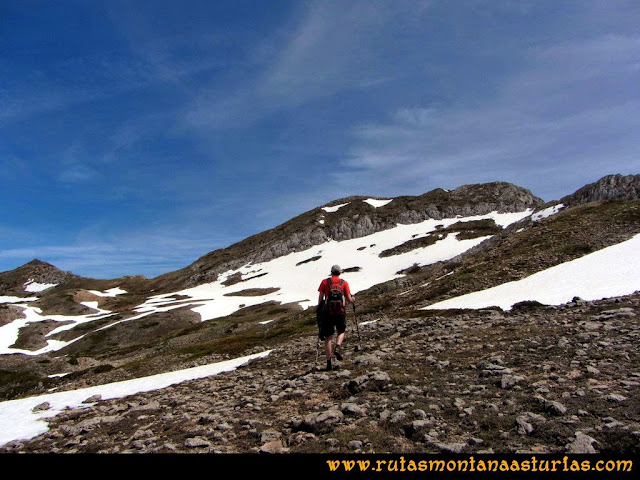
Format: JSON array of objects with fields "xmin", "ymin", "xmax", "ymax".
[
  {"xmin": 516, "ymin": 412, "xmax": 547, "ymax": 435},
  {"xmin": 354, "ymin": 354, "xmax": 383, "ymax": 366},
  {"xmin": 603, "ymin": 394, "xmax": 627, "ymax": 403},
  {"xmin": 501, "ymin": 374, "xmax": 524, "ymax": 389},
  {"xmin": 341, "ymin": 402, "xmax": 366, "ymax": 416},
  {"xmin": 260, "ymin": 440, "xmax": 288, "ymax": 453},
  {"xmin": 586, "ymin": 365, "xmax": 600, "ymax": 375},
  {"xmin": 426, "ymin": 439, "xmax": 467, "ymax": 453},
  {"xmin": 411, "ymin": 419, "xmax": 432, "ymax": 431},
  {"xmin": 537, "ymin": 396, "xmax": 568, "ymax": 415},
  {"xmin": 325, "ymin": 438, "xmax": 340, "ymax": 448},
  {"xmin": 436, "ymin": 361, "xmax": 450, "ymax": 369},
  {"xmin": 516, "ymin": 417, "xmax": 535, "ymax": 435},
  {"xmin": 389, "ymin": 411, "xmax": 407, "ymax": 424},
  {"xmin": 260, "ymin": 429, "xmax": 281, "ymax": 443},
  {"xmin": 370, "ymin": 371, "xmax": 391, "ymax": 383},
  {"xmin": 304, "ymin": 409, "xmax": 344, "ymax": 429},
  {"xmin": 32, "ymin": 402, "xmax": 51, "ymax": 412},
  {"xmin": 289, "ymin": 432, "xmax": 316, "ymax": 446},
  {"xmin": 566, "ymin": 432, "xmax": 598, "ymax": 454},
  {"xmin": 185, "ymin": 436, "xmax": 211, "ymax": 448},
  {"xmin": 83, "ymin": 394, "xmax": 102, "ymax": 404}
]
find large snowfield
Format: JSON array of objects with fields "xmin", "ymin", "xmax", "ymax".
[
  {"xmin": 1, "ymin": 207, "xmax": 639, "ymax": 447},
  {"xmin": 424, "ymin": 232, "xmax": 640, "ymax": 311}
]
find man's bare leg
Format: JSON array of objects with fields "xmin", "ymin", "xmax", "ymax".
[{"xmin": 324, "ymin": 335, "xmax": 334, "ymax": 370}]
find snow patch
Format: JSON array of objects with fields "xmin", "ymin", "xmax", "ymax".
[
  {"xmin": 532, "ymin": 204, "xmax": 564, "ymax": 222},
  {"xmin": 0, "ymin": 350, "xmax": 272, "ymax": 447},
  {"xmin": 364, "ymin": 198, "xmax": 393, "ymax": 208},
  {"xmin": 0, "ymin": 296, "xmax": 38, "ymax": 304},
  {"xmin": 322, "ymin": 203, "xmax": 349, "ymax": 213},
  {"xmin": 88, "ymin": 287, "xmax": 128, "ymax": 297},
  {"xmin": 423, "ymin": 233, "xmax": 640, "ymax": 311},
  {"xmin": 24, "ymin": 280, "xmax": 57, "ymax": 293}
]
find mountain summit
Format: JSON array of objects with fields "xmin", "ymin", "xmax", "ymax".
[
  {"xmin": 0, "ymin": 259, "xmax": 76, "ymax": 297},
  {"xmin": 150, "ymin": 181, "xmax": 544, "ymax": 292},
  {"xmin": 561, "ymin": 173, "xmax": 640, "ymax": 207}
]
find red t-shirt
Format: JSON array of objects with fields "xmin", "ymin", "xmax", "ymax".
[{"xmin": 319, "ymin": 276, "xmax": 351, "ymax": 314}]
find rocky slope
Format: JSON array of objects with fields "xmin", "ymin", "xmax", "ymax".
[{"xmin": 2, "ymin": 293, "xmax": 638, "ymax": 454}]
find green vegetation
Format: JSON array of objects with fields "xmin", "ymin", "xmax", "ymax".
[{"xmin": 0, "ymin": 369, "xmax": 49, "ymax": 401}]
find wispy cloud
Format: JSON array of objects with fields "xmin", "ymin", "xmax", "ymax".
[
  {"xmin": 0, "ymin": 226, "xmax": 236, "ymax": 279},
  {"xmin": 340, "ymin": 33, "xmax": 640, "ymax": 200},
  {"xmin": 182, "ymin": 0, "xmax": 430, "ymax": 131}
]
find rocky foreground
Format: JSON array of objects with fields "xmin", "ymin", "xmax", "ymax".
[{"xmin": 2, "ymin": 294, "xmax": 639, "ymax": 454}]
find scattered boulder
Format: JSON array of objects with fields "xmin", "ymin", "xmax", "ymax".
[
  {"xmin": 516, "ymin": 412, "xmax": 547, "ymax": 435},
  {"xmin": 536, "ymin": 396, "xmax": 568, "ymax": 416},
  {"xmin": 501, "ymin": 374, "xmax": 524, "ymax": 389},
  {"xmin": 184, "ymin": 436, "xmax": 211, "ymax": 449},
  {"xmin": 303, "ymin": 410, "xmax": 344, "ymax": 432},
  {"xmin": 32, "ymin": 402, "xmax": 51, "ymax": 413},
  {"xmin": 566, "ymin": 432, "xmax": 598, "ymax": 454},
  {"xmin": 260, "ymin": 440, "xmax": 289, "ymax": 453}
]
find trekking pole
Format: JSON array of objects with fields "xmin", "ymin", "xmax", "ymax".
[{"xmin": 352, "ymin": 302, "xmax": 362, "ymax": 351}]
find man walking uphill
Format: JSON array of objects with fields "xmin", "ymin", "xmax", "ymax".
[{"xmin": 318, "ymin": 265, "xmax": 355, "ymax": 371}]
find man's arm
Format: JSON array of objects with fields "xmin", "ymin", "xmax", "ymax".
[
  {"xmin": 344, "ymin": 282, "xmax": 355, "ymax": 304},
  {"xmin": 318, "ymin": 279, "xmax": 326, "ymax": 305}
]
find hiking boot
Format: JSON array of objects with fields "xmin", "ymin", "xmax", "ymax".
[
  {"xmin": 334, "ymin": 344, "xmax": 343, "ymax": 361},
  {"xmin": 325, "ymin": 360, "xmax": 332, "ymax": 371}
]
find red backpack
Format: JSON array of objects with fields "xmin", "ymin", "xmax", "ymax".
[{"xmin": 325, "ymin": 277, "xmax": 345, "ymax": 315}]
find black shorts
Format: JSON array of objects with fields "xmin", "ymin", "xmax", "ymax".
[{"xmin": 318, "ymin": 310, "xmax": 346, "ymax": 340}]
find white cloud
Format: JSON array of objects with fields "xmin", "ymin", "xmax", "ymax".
[
  {"xmin": 182, "ymin": 1, "xmax": 431, "ymax": 131},
  {"xmin": 341, "ymin": 33, "xmax": 640, "ymax": 200},
  {"xmin": 0, "ymin": 226, "xmax": 233, "ymax": 279}
]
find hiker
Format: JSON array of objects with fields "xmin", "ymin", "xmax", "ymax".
[{"xmin": 317, "ymin": 265, "xmax": 355, "ymax": 371}]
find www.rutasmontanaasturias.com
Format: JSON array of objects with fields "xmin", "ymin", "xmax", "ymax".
[{"xmin": 325, "ymin": 456, "xmax": 634, "ymax": 474}]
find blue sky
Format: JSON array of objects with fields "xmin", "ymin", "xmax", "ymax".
[{"xmin": 1, "ymin": 0, "xmax": 639, "ymax": 279}]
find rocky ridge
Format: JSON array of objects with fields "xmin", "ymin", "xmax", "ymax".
[
  {"xmin": 149, "ymin": 181, "xmax": 544, "ymax": 292},
  {"xmin": 561, "ymin": 174, "xmax": 640, "ymax": 207}
]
